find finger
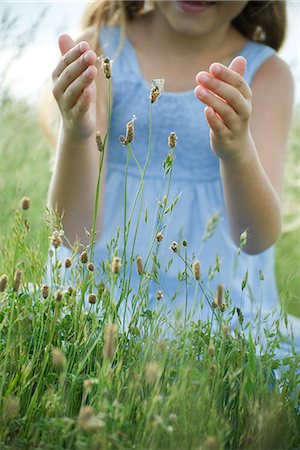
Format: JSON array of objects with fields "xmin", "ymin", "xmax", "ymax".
[
  {"xmin": 207, "ymin": 59, "xmax": 252, "ymax": 100},
  {"xmin": 63, "ymin": 65, "xmax": 97, "ymax": 110},
  {"xmin": 204, "ymin": 106, "xmax": 227, "ymax": 135},
  {"xmin": 195, "ymin": 85, "xmax": 234, "ymax": 129},
  {"xmin": 228, "ymin": 56, "xmax": 247, "ymax": 77},
  {"xmin": 195, "ymin": 72, "xmax": 251, "ymax": 120},
  {"xmin": 58, "ymin": 33, "xmax": 77, "ymax": 56},
  {"xmin": 52, "ymin": 40, "xmax": 90, "ymax": 81},
  {"xmin": 74, "ymin": 85, "xmax": 94, "ymax": 114},
  {"xmin": 55, "ymin": 49, "xmax": 97, "ymax": 96}
]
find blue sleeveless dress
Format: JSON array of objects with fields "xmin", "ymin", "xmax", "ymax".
[{"xmin": 52, "ymin": 25, "xmax": 300, "ymax": 357}]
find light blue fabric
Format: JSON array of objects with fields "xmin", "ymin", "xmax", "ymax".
[{"xmin": 52, "ymin": 25, "xmax": 300, "ymax": 359}]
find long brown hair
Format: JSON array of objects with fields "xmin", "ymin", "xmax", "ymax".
[{"xmin": 81, "ymin": 0, "xmax": 287, "ymax": 53}]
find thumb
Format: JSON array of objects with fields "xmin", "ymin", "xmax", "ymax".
[
  {"xmin": 228, "ymin": 56, "xmax": 247, "ymax": 77},
  {"xmin": 58, "ymin": 33, "xmax": 77, "ymax": 56}
]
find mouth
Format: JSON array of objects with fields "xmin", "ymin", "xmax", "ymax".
[{"xmin": 176, "ymin": 1, "xmax": 217, "ymax": 14}]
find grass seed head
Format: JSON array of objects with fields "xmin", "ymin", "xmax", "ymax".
[
  {"xmin": 95, "ymin": 131, "xmax": 103, "ymax": 151},
  {"xmin": 219, "ymin": 303, "xmax": 226, "ymax": 313},
  {"xmin": 169, "ymin": 241, "xmax": 179, "ymax": 253},
  {"xmin": 156, "ymin": 290, "xmax": 164, "ymax": 300},
  {"xmin": 216, "ymin": 284, "xmax": 223, "ymax": 306},
  {"xmin": 50, "ymin": 230, "xmax": 63, "ymax": 248},
  {"xmin": 52, "ymin": 347, "xmax": 66, "ymax": 370},
  {"xmin": 145, "ymin": 361, "xmax": 161, "ymax": 384},
  {"xmin": 209, "ymin": 364, "xmax": 217, "ymax": 376},
  {"xmin": 41, "ymin": 284, "xmax": 49, "ymax": 299},
  {"xmin": 83, "ymin": 378, "xmax": 99, "ymax": 394},
  {"xmin": 100, "ymin": 56, "xmax": 113, "ymax": 78},
  {"xmin": 155, "ymin": 231, "xmax": 164, "ymax": 242},
  {"xmin": 192, "ymin": 259, "xmax": 201, "ymax": 280},
  {"xmin": 212, "ymin": 300, "xmax": 218, "ymax": 309},
  {"xmin": 136, "ymin": 256, "xmax": 144, "ymax": 275},
  {"xmin": 150, "ymin": 86, "xmax": 161, "ymax": 103},
  {"xmin": 78, "ymin": 405, "xmax": 105, "ymax": 432},
  {"xmin": 0, "ymin": 274, "xmax": 8, "ymax": 292},
  {"xmin": 88, "ymin": 293, "xmax": 97, "ymax": 304},
  {"xmin": 168, "ymin": 131, "xmax": 177, "ymax": 149},
  {"xmin": 64, "ymin": 257, "xmax": 72, "ymax": 269},
  {"xmin": 55, "ymin": 290, "xmax": 63, "ymax": 302},
  {"xmin": 222, "ymin": 324, "xmax": 230, "ymax": 336},
  {"xmin": 21, "ymin": 196, "xmax": 30, "ymax": 210},
  {"xmin": 103, "ymin": 323, "xmax": 118, "ymax": 359},
  {"xmin": 68, "ymin": 286, "xmax": 75, "ymax": 296},
  {"xmin": 111, "ymin": 257, "xmax": 122, "ymax": 274},
  {"xmin": 13, "ymin": 269, "xmax": 22, "ymax": 292},
  {"xmin": 88, "ymin": 262, "xmax": 95, "ymax": 272},
  {"xmin": 80, "ymin": 250, "xmax": 88, "ymax": 264}
]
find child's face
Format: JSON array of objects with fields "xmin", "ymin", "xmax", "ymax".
[{"xmin": 153, "ymin": 1, "xmax": 248, "ymax": 37}]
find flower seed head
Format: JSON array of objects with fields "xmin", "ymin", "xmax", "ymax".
[
  {"xmin": 155, "ymin": 231, "xmax": 164, "ymax": 242},
  {"xmin": 68, "ymin": 286, "xmax": 75, "ymax": 296},
  {"xmin": 13, "ymin": 269, "xmax": 22, "ymax": 292},
  {"xmin": 87, "ymin": 262, "xmax": 95, "ymax": 272},
  {"xmin": 192, "ymin": 259, "xmax": 201, "ymax": 280},
  {"xmin": 41, "ymin": 284, "xmax": 49, "ymax": 299},
  {"xmin": 52, "ymin": 347, "xmax": 66, "ymax": 369},
  {"xmin": 211, "ymin": 300, "xmax": 218, "ymax": 309},
  {"xmin": 156, "ymin": 290, "xmax": 164, "ymax": 300},
  {"xmin": 259, "ymin": 269, "xmax": 264, "ymax": 281},
  {"xmin": 55, "ymin": 290, "xmax": 63, "ymax": 302},
  {"xmin": 136, "ymin": 256, "xmax": 143, "ymax": 276},
  {"xmin": 0, "ymin": 274, "xmax": 8, "ymax": 292},
  {"xmin": 95, "ymin": 131, "xmax": 103, "ymax": 152},
  {"xmin": 169, "ymin": 241, "xmax": 179, "ymax": 253},
  {"xmin": 50, "ymin": 231, "xmax": 63, "ymax": 249},
  {"xmin": 111, "ymin": 257, "xmax": 122, "ymax": 274},
  {"xmin": 80, "ymin": 250, "xmax": 88, "ymax": 264},
  {"xmin": 64, "ymin": 257, "xmax": 72, "ymax": 269},
  {"xmin": 100, "ymin": 56, "xmax": 113, "ymax": 78},
  {"xmin": 219, "ymin": 303, "xmax": 226, "ymax": 313},
  {"xmin": 21, "ymin": 196, "xmax": 30, "ymax": 210},
  {"xmin": 168, "ymin": 132, "xmax": 177, "ymax": 149},
  {"xmin": 145, "ymin": 361, "xmax": 161, "ymax": 384},
  {"xmin": 209, "ymin": 364, "xmax": 217, "ymax": 376},
  {"xmin": 149, "ymin": 79, "xmax": 164, "ymax": 104},
  {"xmin": 88, "ymin": 293, "xmax": 97, "ymax": 304},
  {"xmin": 216, "ymin": 284, "xmax": 223, "ymax": 306},
  {"xmin": 103, "ymin": 323, "xmax": 118, "ymax": 359}
]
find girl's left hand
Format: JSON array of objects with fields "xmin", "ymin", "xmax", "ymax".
[{"xmin": 194, "ymin": 56, "xmax": 253, "ymax": 161}]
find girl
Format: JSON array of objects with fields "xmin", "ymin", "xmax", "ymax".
[{"xmin": 48, "ymin": 0, "xmax": 298, "ymax": 350}]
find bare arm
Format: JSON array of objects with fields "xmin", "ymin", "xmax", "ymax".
[
  {"xmin": 47, "ymin": 32, "xmax": 108, "ymax": 247},
  {"xmin": 195, "ymin": 55, "xmax": 294, "ymax": 254}
]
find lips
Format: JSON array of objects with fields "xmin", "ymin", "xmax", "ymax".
[{"xmin": 177, "ymin": 1, "xmax": 216, "ymax": 14}]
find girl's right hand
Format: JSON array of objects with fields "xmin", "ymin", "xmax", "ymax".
[{"xmin": 52, "ymin": 34, "xmax": 98, "ymax": 140}]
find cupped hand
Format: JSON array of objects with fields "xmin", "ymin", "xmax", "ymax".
[
  {"xmin": 194, "ymin": 56, "xmax": 253, "ymax": 161},
  {"xmin": 52, "ymin": 33, "xmax": 98, "ymax": 140}
]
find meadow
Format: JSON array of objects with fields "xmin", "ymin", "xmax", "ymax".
[{"xmin": 1, "ymin": 18, "xmax": 300, "ymax": 450}]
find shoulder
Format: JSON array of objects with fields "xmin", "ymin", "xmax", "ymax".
[{"xmin": 251, "ymin": 53, "xmax": 294, "ymax": 106}]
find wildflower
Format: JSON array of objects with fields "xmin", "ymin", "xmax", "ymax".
[
  {"xmin": 20, "ymin": 196, "xmax": 30, "ymax": 210},
  {"xmin": 68, "ymin": 286, "xmax": 75, "ymax": 296},
  {"xmin": 156, "ymin": 290, "xmax": 164, "ymax": 300},
  {"xmin": 169, "ymin": 241, "xmax": 179, "ymax": 253},
  {"xmin": 168, "ymin": 131, "xmax": 177, "ymax": 149},
  {"xmin": 0, "ymin": 274, "xmax": 8, "ymax": 292},
  {"xmin": 100, "ymin": 56, "xmax": 113, "ymax": 79},
  {"xmin": 211, "ymin": 300, "xmax": 218, "ymax": 309},
  {"xmin": 149, "ymin": 79, "xmax": 164, "ymax": 103},
  {"xmin": 80, "ymin": 250, "xmax": 88, "ymax": 264},
  {"xmin": 209, "ymin": 364, "xmax": 217, "ymax": 376},
  {"xmin": 192, "ymin": 259, "xmax": 201, "ymax": 280},
  {"xmin": 55, "ymin": 290, "xmax": 63, "ymax": 302},
  {"xmin": 13, "ymin": 269, "xmax": 22, "ymax": 292},
  {"xmin": 41, "ymin": 284, "xmax": 49, "ymax": 299},
  {"xmin": 95, "ymin": 131, "xmax": 103, "ymax": 152},
  {"xmin": 4, "ymin": 396, "xmax": 20, "ymax": 418},
  {"xmin": 78, "ymin": 406, "xmax": 105, "ymax": 432},
  {"xmin": 216, "ymin": 284, "xmax": 223, "ymax": 306},
  {"xmin": 169, "ymin": 413, "xmax": 177, "ymax": 422},
  {"xmin": 64, "ymin": 257, "xmax": 72, "ymax": 269},
  {"xmin": 167, "ymin": 425, "xmax": 174, "ymax": 433},
  {"xmin": 240, "ymin": 229, "xmax": 248, "ymax": 248},
  {"xmin": 87, "ymin": 262, "xmax": 95, "ymax": 272},
  {"xmin": 155, "ymin": 231, "xmax": 164, "ymax": 242},
  {"xmin": 88, "ymin": 293, "xmax": 97, "ymax": 304},
  {"xmin": 145, "ymin": 361, "xmax": 161, "ymax": 384},
  {"xmin": 50, "ymin": 230, "xmax": 63, "ymax": 248},
  {"xmin": 52, "ymin": 347, "xmax": 66, "ymax": 370},
  {"xmin": 103, "ymin": 323, "xmax": 118, "ymax": 359},
  {"xmin": 111, "ymin": 256, "xmax": 122, "ymax": 274},
  {"xmin": 208, "ymin": 343, "xmax": 215, "ymax": 356},
  {"xmin": 219, "ymin": 303, "xmax": 226, "ymax": 313},
  {"xmin": 120, "ymin": 115, "xmax": 136, "ymax": 146},
  {"xmin": 83, "ymin": 378, "xmax": 99, "ymax": 394},
  {"xmin": 136, "ymin": 256, "xmax": 143, "ymax": 275},
  {"xmin": 222, "ymin": 324, "xmax": 230, "ymax": 336},
  {"xmin": 259, "ymin": 269, "xmax": 265, "ymax": 281}
]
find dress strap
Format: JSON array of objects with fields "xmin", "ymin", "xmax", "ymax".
[{"xmin": 238, "ymin": 41, "xmax": 276, "ymax": 86}]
